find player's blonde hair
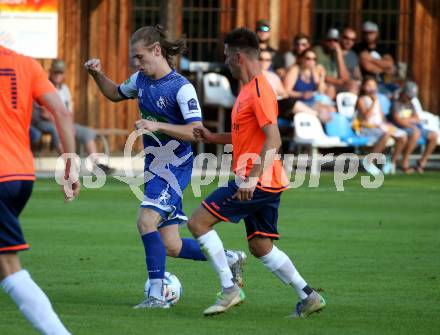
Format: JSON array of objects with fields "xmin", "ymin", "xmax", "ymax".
[{"xmin": 131, "ymin": 25, "xmax": 187, "ymax": 68}]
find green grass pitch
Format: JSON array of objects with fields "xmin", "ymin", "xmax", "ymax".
[{"xmin": 1, "ymin": 174, "xmax": 439, "ymax": 334}]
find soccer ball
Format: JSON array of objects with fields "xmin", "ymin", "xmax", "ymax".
[{"xmin": 144, "ymin": 272, "xmax": 182, "ymax": 306}]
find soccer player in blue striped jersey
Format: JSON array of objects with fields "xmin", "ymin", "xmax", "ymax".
[{"xmin": 85, "ymin": 25, "xmax": 245, "ymax": 309}]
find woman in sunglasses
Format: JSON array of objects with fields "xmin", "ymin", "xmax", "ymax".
[{"xmin": 283, "ymin": 48, "xmax": 335, "ymax": 122}]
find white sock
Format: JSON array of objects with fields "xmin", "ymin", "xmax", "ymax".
[
  {"xmin": 1, "ymin": 269, "xmax": 71, "ymax": 335},
  {"xmin": 197, "ymin": 230, "xmax": 235, "ymax": 289},
  {"xmin": 224, "ymin": 249, "xmax": 239, "ymax": 267},
  {"xmin": 149, "ymin": 279, "xmax": 164, "ymax": 300},
  {"xmin": 259, "ymin": 246, "xmax": 309, "ymax": 300}
]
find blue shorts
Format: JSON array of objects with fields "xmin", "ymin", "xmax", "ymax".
[
  {"xmin": 202, "ymin": 180, "xmax": 282, "ymax": 240},
  {"xmin": 402, "ymin": 124, "xmax": 431, "ymax": 143},
  {"xmin": 141, "ymin": 162, "xmax": 192, "ymax": 229},
  {"xmin": 0, "ymin": 181, "xmax": 33, "ymax": 253}
]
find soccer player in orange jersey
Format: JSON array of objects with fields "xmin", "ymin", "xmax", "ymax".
[
  {"xmin": 189, "ymin": 28, "xmax": 326, "ymax": 317},
  {"xmin": 0, "ymin": 45, "xmax": 79, "ymax": 334}
]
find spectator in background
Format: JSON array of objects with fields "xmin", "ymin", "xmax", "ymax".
[
  {"xmin": 314, "ymin": 28, "xmax": 350, "ymax": 99},
  {"xmin": 340, "ymin": 27, "xmax": 362, "ymax": 93},
  {"xmin": 255, "ymin": 19, "xmax": 283, "ymax": 75},
  {"xmin": 29, "ymin": 126, "xmax": 42, "ymax": 148},
  {"xmin": 259, "ymin": 49, "xmax": 287, "ymax": 98},
  {"xmin": 353, "ymin": 21, "xmax": 395, "ymax": 92},
  {"xmin": 356, "ymin": 76, "xmax": 407, "ymax": 175},
  {"xmin": 284, "ymin": 48, "xmax": 335, "ymax": 122},
  {"xmin": 279, "ymin": 33, "xmax": 311, "ymax": 79},
  {"xmin": 34, "ymin": 59, "xmax": 114, "ymax": 174},
  {"xmin": 392, "ymin": 81, "xmax": 438, "ymax": 173},
  {"xmin": 32, "ymin": 101, "xmax": 63, "ymax": 153}
]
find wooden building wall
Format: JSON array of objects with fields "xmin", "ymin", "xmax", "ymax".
[
  {"xmin": 41, "ymin": 0, "xmax": 440, "ymax": 152},
  {"xmin": 412, "ymin": 0, "xmax": 440, "ymax": 115},
  {"xmin": 42, "ymin": 0, "xmax": 138, "ymax": 151}
]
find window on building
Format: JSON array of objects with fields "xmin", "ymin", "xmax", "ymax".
[
  {"xmin": 183, "ymin": 0, "xmax": 234, "ymax": 62},
  {"xmin": 133, "ymin": 0, "xmax": 162, "ymax": 29}
]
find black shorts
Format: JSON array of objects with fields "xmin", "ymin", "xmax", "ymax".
[
  {"xmin": 0, "ymin": 180, "xmax": 33, "ymax": 253},
  {"xmin": 202, "ymin": 180, "xmax": 282, "ymax": 240}
]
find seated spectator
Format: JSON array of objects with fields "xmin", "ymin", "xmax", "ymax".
[
  {"xmin": 392, "ymin": 81, "xmax": 438, "ymax": 173},
  {"xmin": 29, "ymin": 125, "xmax": 42, "ymax": 149},
  {"xmin": 356, "ymin": 76, "xmax": 407, "ymax": 175},
  {"xmin": 32, "ymin": 101, "xmax": 63, "ymax": 152},
  {"xmin": 257, "ymin": 49, "xmax": 294, "ymax": 149},
  {"xmin": 259, "ymin": 50, "xmax": 287, "ymax": 98},
  {"xmin": 33, "ymin": 59, "xmax": 114, "ymax": 174},
  {"xmin": 353, "ymin": 21, "xmax": 395, "ymax": 93},
  {"xmin": 279, "ymin": 33, "xmax": 311, "ymax": 79},
  {"xmin": 314, "ymin": 28, "xmax": 350, "ymax": 98},
  {"xmin": 340, "ymin": 27, "xmax": 362, "ymax": 94},
  {"xmin": 284, "ymin": 48, "xmax": 335, "ymax": 122},
  {"xmin": 255, "ymin": 19, "xmax": 283, "ymax": 77}
]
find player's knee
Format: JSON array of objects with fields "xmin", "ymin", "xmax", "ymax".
[
  {"xmin": 0, "ymin": 253, "xmax": 21, "ymax": 280},
  {"xmin": 187, "ymin": 208, "xmax": 212, "ymax": 237},
  {"xmin": 136, "ymin": 217, "xmax": 156, "ymax": 235},
  {"xmin": 187, "ymin": 217, "xmax": 200, "ymax": 236},
  {"xmin": 247, "ymin": 237, "xmax": 273, "ymax": 258},
  {"xmin": 161, "ymin": 237, "xmax": 181, "ymax": 257},
  {"xmin": 165, "ymin": 244, "xmax": 181, "ymax": 257}
]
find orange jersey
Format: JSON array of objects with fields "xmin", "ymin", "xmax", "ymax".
[
  {"xmin": 0, "ymin": 46, "xmax": 56, "ymax": 182},
  {"xmin": 231, "ymin": 73, "xmax": 288, "ymax": 192}
]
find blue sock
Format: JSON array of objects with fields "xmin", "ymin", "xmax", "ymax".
[
  {"xmin": 141, "ymin": 231, "xmax": 166, "ymax": 279},
  {"xmin": 178, "ymin": 238, "xmax": 207, "ymax": 261}
]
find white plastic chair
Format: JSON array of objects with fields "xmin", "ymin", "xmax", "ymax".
[
  {"xmin": 418, "ymin": 111, "xmax": 440, "ymax": 145},
  {"xmin": 294, "ymin": 112, "xmax": 343, "ymax": 147},
  {"xmin": 294, "ymin": 112, "xmax": 344, "ymax": 174},
  {"xmin": 203, "ymin": 72, "xmax": 235, "ymax": 108},
  {"xmin": 202, "ymin": 73, "xmax": 236, "ymax": 159},
  {"xmin": 336, "ymin": 92, "xmax": 358, "ymax": 119}
]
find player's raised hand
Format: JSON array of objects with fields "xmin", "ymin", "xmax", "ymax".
[
  {"xmin": 84, "ymin": 58, "xmax": 102, "ymax": 75},
  {"xmin": 193, "ymin": 125, "xmax": 212, "ymax": 143}
]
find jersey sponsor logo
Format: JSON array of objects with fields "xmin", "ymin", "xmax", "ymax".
[
  {"xmin": 210, "ymin": 201, "xmax": 220, "ymax": 211},
  {"xmin": 138, "ymin": 88, "xmax": 144, "ymax": 98},
  {"xmin": 156, "ymin": 96, "xmax": 168, "ymax": 109},
  {"xmin": 187, "ymin": 98, "xmax": 198, "ymax": 111}
]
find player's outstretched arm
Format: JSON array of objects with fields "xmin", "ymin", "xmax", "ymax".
[
  {"xmin": 84, "ymin": 58, "xmax": 124, "ymax": 102},
  {"xmin": 37, "ymin": 92, "xmax": 80, "ymax": 200},
  {"xmin": 135, "ymin": 120, "xmax": 203, "ymax": 142},
  {"xmin": 193, "ymin": 125, "xmax": 232, "ymax": 144}
]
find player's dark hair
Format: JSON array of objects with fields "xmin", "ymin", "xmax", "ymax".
[
  {"xmin": 224, "ymin": 27, "xmax": 259, "ymax": 58},
  {"xmin": 131, "ymin": 25, "xmax": 187, "ymax": 68}
]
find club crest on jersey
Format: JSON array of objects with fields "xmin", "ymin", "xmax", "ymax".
[
  {"xmin": 187, "ymin": 98, "xmax": 198, "ymax": 111},
  {"xmin": 156, "ymin": 96, "xmax": 168, "ymax": 109},
  {"xmin": 138, "ymin": 88, "xmax": 143, "ymax": 98},
  {"xmin": 158, "ymin": 189, "xmax": 171, "ymax": 205}
]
